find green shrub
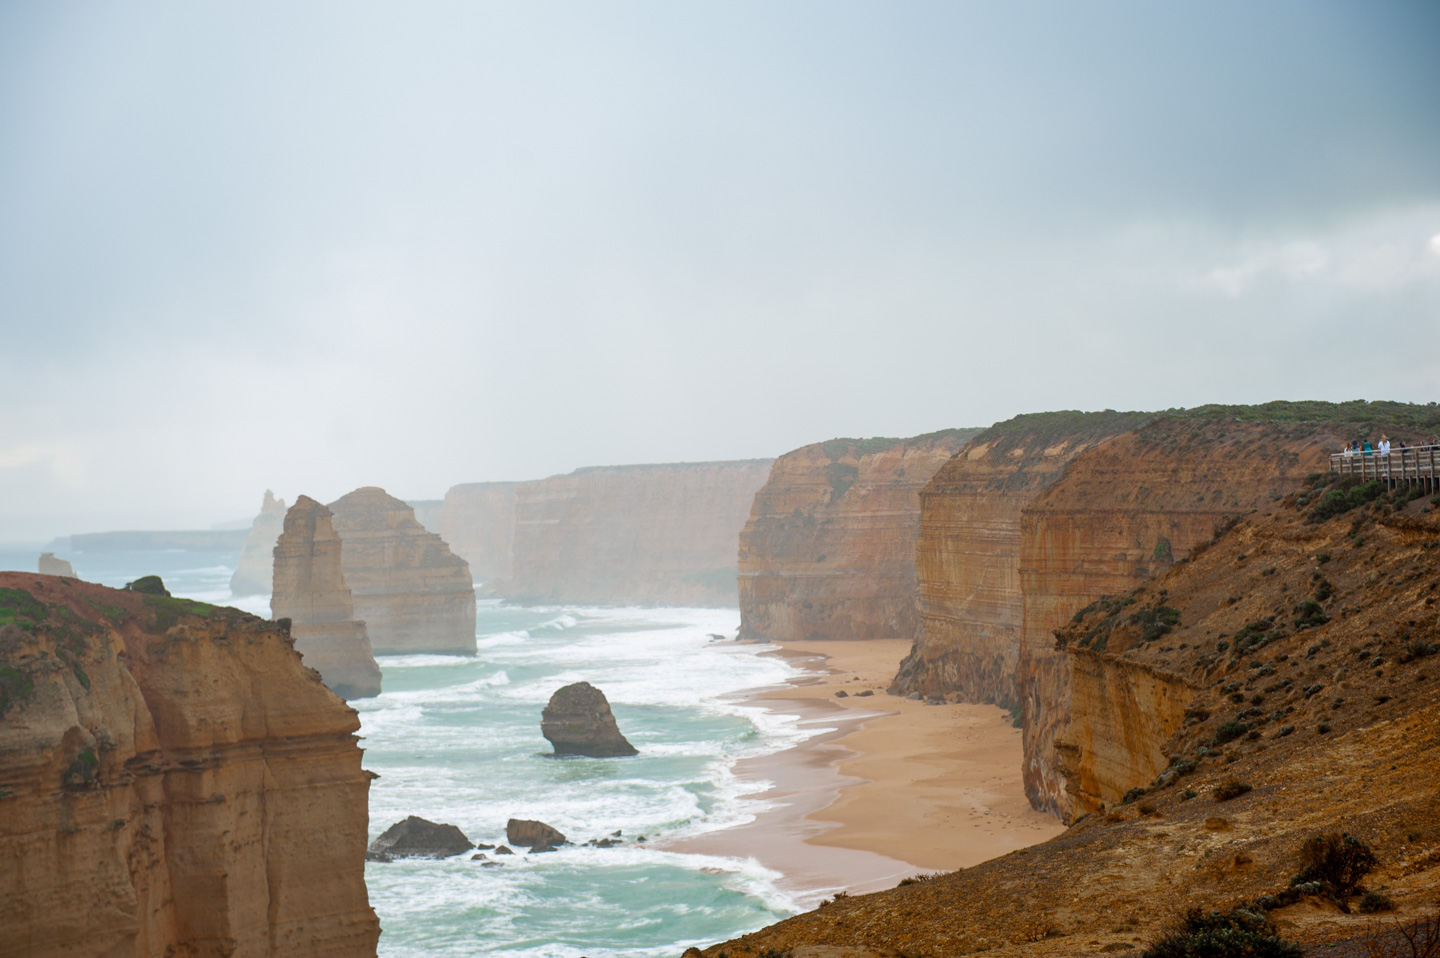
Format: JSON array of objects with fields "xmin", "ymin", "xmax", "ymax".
[
  {"xmin": 0, "ymin": 588, "xmax": 47, "ymax": 631},
  {"xmin": 1130, "ymin": 606, "xmax": 1182, "ymax": 643},
  {"xmin": 0, "ymin": 663, "xmax": 36, "ymax": 715},
  {"xmin": 1356, "ymin": 890, "xmax": 1393, "ymax": 913},
  {"xmin": 1310, "ymin": 478, "xmax": 1386, "ymax": 522},
  {"xmin": 1212, "ymin": 722, "xmax": 1248, "ymax": 746},
  {"xmin": 897, "ymin": 872, "xmax": 944, "ymax": 887},
  {"xmin": 1292, "ymin": 833, "xmax": 1376, "ymax": 898},
  {"xmin": 1292, "ymin": 601, "xmax": 1329, "ymax": 631},
  {"xmin": 1141, "ymin": 906, "xmax": 1303, "ymax": 958},
  {"xmin": 1214, "ymin": 780, "xmax": 1253, "ymax": 801}
]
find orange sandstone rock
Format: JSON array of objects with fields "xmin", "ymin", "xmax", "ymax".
[
  {"xmin": 0, "ymin": 573, "xmax": 378, "ymax": 958},
  {"xmin": 271, "ymin": 495, "xmax": 382, "ymax": 699},
  {"xmin": 231, "ymin": 489, "xmax": 287, "ymax": 596},
  {"xmin": 738, "ymin": 432, "xmax": 976, "ymax": 642}
]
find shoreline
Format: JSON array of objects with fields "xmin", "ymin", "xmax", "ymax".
[{"xmin": 665, "ymin": 638, "xmax": 1064, "ymax": 906}]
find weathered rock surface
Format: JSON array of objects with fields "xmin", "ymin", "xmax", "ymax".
[
  {"xmin": 506, "ymin": 818, "xmax": 568, "ymax": 848},
  {"xmin": 437, "ymin": 481, "xmax": 520, "ymax": 584},
  {"xmin": 271, "ymin": 495, "xmax": 382, "ymax": 699},
  {"xmin": 541, "ymin": 681, "xmax": 638, "ymax": 757},
  {"xmin": 0, "ymin": 573, "xmax": 379, "ymax": 958},
  {"xmin": 406, "ymin": 499, "xmax": 444, "ymax": 535},
  {"xmin": 231, "ymin": 490, "xmax": 288, "ymax": 596},
  {"xmin": 738, "ymin": 431, "xmax": 977, "ymax": 642},
  {"xmin": 504, "ymin": 460, "xmax": 773, "ymax": 607},
  {"xmin": 366, "ymin": 816, "xmax": 473, "ymax": 859},
  {"xmin": 892, "ymin": 412, "xmax": 1151, "ymax": 705},
  {"xmin": 36, "ymin": 553, "xmax": 74, "ymax": 577},
  {"xmin": 328, "ymin": 487, "xmax": 476, "ymax": 655},
  {"xmin": 1016, "ymin": 418, "xmax": 1345, "ymax": 817}
]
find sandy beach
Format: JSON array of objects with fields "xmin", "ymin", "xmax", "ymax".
[{"xmin": 666, "ymin": 638, "xmax": 1064, "ymax": 903}]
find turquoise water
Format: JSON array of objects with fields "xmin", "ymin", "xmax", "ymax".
[{"xmin": 3, "ymin": 549, "xmax": 813, "ymax": 956}]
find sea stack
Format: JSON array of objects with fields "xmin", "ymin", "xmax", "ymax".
[
  {"xmin": 328, "ymin": 487, "xmax": 477, "ymax": 655},
  {"xmin": 37, "ymin": 552, "xmax": 75, "ymax": 577},
  {"xmin": 541, "ymin": 682, "xmax": 638, "ymax": 757},
  {"xmin": 271, "ymin": 495, "xmax": 382, "ymax": 699},
  {"xmin": 230, "ymin": 489, "xmax": 287, "ymax": 596}
]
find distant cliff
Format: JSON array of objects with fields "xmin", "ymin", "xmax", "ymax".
[
  {"xmin": 329, "ymin": 487, "xmax": 477, "ymax": 655},
  {"xmin": 230, "ymin": 489, "xmax": 287, "ymax": 596},
  {"xmin": 0, "ymin": 573, "xmax": 378, "ymax": 958},
  {"xmin": 437, "ymin": 481, "xmax": 519, "ymax": 584},
  {"xmin": 738, "ymin": 431, "xmax": 977, "ymax": 641},
  {"xmin": 271, "ymin": 496, "xmax": 382, "ymax": 699},
  {"xmin": 504, "ymin": 460, "xmax": 773, "ymax": 607}
]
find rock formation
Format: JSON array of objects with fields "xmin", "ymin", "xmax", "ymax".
[
  {"xmin": 36, "ymin": 553, "xmax": 74, "ymax": 577},
  {"xmin": 0, "ymin": 573, "xmax": 379, "ymax": 958},
  {"xmin": 328, "ymin": 487, "xmax": 477, "ymax": 655},
  {"xmin": 366, "ymin": 816, "xmax": 473, "ymax": 860},
  {"xmin": 406, "ymin": 499, "xmax": 444, "ymax": 534},
  {"xmin": 541, "ymin": 681, "xmax": 638, "ymax": 757},
  {"xmin": 437, "ymin": 481, "xmax": 520, "ymax": 584},
  {"xmin": 271, "ymin": 496, "xmax": 382, "ymax": 699},
  {"xmin": 738, "ymin": 431, "xmax": 977, "ymax": 642},
  {"xmin": 506, "ymin": 818, "xmax": 569, "ymax": 848},
  {"xmin": 505, "ymin": 460, "xmax": 773, "ymax": 607},
  {"xmin": 892, "ymin": 411, "xmax": 1152, "ymax": 704},
  {"xmin": 230, "ymin": 490, "xmax": 287, "ymax": 596}
]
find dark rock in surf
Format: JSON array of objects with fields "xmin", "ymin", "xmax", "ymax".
[
  {"xmin": 506, "ymin": 818, "xmax": 568, "ymax": 848},
  {"xmin": 367, "ymin": 815, "xmax": 474, "ymax": 859},
  {"xmin": 540, "ymin": 681, "xmax": 638, "ymax": 757}
]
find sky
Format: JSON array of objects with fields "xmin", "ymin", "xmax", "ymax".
[{"xmin": 2, "ymin": 1, "xmax": 1438, "ymax": 539}]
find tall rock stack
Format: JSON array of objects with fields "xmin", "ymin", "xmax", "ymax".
[
  {"xmin": 37, "ymin": 552, "xmax": 75, "ymax": 577},
  {"xmin": 230, "ymin": 489, "xmax": 287, "ymax": 596},
  {"xmin": 328, "ymin": 487, "xmax": 477, "ymax": 655},
  {"xmin": 437, "ymin": 481, "xmax": 520, "ymax": 587},
  {"xmin": 271, "ymin": 496, "xmax": 383, "ymax": 699}
]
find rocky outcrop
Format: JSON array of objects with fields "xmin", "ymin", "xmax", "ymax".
[
  {"xmin": 506, "ymin": 819, "xmax": 568, "ymax": 848},
  {"xmin": 230, "ymin": 490, "xmax": 287, "ymax": 596},
  {"xmin": 367, "ymin": 816, "xmax": 473, "ymax": 860},
  {"xmin": 328, "ymin": 487, "xmax": 476, "ymax": 655},
  {"xmin": 737, "ymin": 431, "xmax": 977, "ymax": 642},
  {"xmin": 1015, "ymin": 418, "xmax": 1345, "ymax": 817},
  {"xmin": 407, "ymin": 499, "xmax": 444, "ymax": 535},
  {"xmin": 437, "ymin": 481, "xmax": 519, "ymax": 584},
  {"xmin": 505, "ymin": 460, "xmax": 773, "ymax": 607},
  {"xmin": 892, "ymin": 412, "xmax": 1152, "ymax": 704},
  {"xmin": 271, "ymin": 496, "xmax": 382, "ymax": 699},
  {"xmin": 36, "ymin": 553, "xmax": 74, "ymax": 577},
  {"xmin": 0, "ymin": 573, "xmax": 378, "ymax": 958},
  {"xmin": 541, "ymin": 682, "xmax": 638, "ymax": 757}
]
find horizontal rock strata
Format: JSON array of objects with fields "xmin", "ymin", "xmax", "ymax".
[
  {"xmin": 738, "ymin": 431, "xmax": 977, "ymax": 642},
  {"xmin": 0, "ymin": 573, "xmax": 378, "ymax": 958},
  {"xmin": 271, "ymin": 495, "xmax": 382, "ymax": 699},
  {"xmin": 36, "ymin": 553, "xmax": 74, "ymax": 577},
  {"xmin": 231, "ymin": 489, "xmax": 287, "ymax": 596},
  {"xmin": 328, "ymin": 487, "xmax": 476, "ymax": 655},
  {"xmin": 437, "ymin": 481, "xmax": 519, "ymax": 584}
]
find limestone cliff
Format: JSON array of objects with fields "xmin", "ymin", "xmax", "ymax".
[
  {"xmin": 1015, "ymin": 418, "xmax": 1348, "ymax": 817},
  {"xmin": 36, "ymin": 553, "xmax": 74, "ymax": 577},
  {"xmin": 0, "ymin": 573, "xmax": 378, "ymax": 958},
  {"xmin": 504, "ymin": 460, "xmax": 773, "ymax": 607},
  {"xmin": 738, "ymin": 431, "xmax": 977, "ymax": 642},
  {"xmin": 892, "ymin": 411, "xmax": 1151, "ymax": 704},
  {"xmin": 271, "ymin": 496, "xmax": 382, "ymax": 699},
  {"xmin": 437, "ymin": 481, "xmax": 519, "ymax": 585},
  {"xmin": 230, "ymin": 490, "xmax": 287, "ymax": 596},
  {"xmin": 328, "ymin": 487, "xmax": 476, "ymax": 655}
]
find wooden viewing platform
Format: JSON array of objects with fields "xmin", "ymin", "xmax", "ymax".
[{"xmin": 1329, "ymin": 443, "xmax": 1440, "ymax": 492}]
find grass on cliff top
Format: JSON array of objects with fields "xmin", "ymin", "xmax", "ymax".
[
  {"xmin": 144, "ymin": 594, "xmax": 223, "ymax": 632},
  {"xmin": 817, "ymin": 427, "xmax": 982, "ymax": 462},
  {"xmin": 0, "ymin": 588, "xmax": 47, "ymax": 631}
]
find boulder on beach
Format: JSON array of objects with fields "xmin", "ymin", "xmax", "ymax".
[
  {"xmin": 367, "ymin": 815, "xmax": 474, "ymax": 860},
  {"xmin": 540, "ymin": 681, "xmax": 638, "ymax": 757},
  {"xmin": 506, "ymin": 818, "xmax": 568, "ymax": 848}
]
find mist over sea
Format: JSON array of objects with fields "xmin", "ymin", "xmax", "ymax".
[{"xmin": 8, "ymin": 547, "xmax": 822, "ymax": 957}]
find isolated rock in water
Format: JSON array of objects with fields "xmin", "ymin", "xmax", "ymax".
[
  {"xmin": 231, "ymin": 489, "xmax": 287, "ymax": 596},
  {"xmin": 541, "ymin": 681, "xmax": 639, "ymax": 757},
  {"xmin": 37, "ymin": 553, "xmax": 75, "ymax": 577},
  {"xmin": 367, "ymin": 816, "xmax": 474, "ymax": 859},
  {"xmin": 123, "ymin": 575, "xmax": 169, "ymax": 596},
  {"xmin": 271, "ymin": 496, "xmax": 382, "ymax": 699},
  {"xmin": 328, "ymin": 486, "xmax": 477, "ymax": 655},
  {"xmin": 506, "ymin": 818, "xmax": 568, "ymax": 848}
]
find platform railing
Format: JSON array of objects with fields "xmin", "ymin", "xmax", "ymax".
[{"xmin": 1329, "ymin": 443, "xmax": 1440, "ymax": 491}]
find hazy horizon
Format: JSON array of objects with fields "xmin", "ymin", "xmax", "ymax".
[{"xmin": 3, "ymin": 1, "xmax": 1438, "ymax": 540}]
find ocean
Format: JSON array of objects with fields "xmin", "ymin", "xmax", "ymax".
[{"xmin": 1, "ymin": 547, "xmax": 819, "ymax": 957}]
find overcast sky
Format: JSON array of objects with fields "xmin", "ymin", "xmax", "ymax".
[{"xmin": 2, "ymin": 1, "xmax": 1438, "ymax": 539}]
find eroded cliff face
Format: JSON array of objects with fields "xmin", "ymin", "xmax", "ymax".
[
  {"xmin": 0, "ymin": 573, "xmax": 378, "ymax": 958},
  {"xmin": 271, "ymin": 495, "xmax": 382, "ymax": 699},
  {"xmin": 328, "ymin": 486, "xmax": 477, "ymax": 655},
  {"xmin": 505, "ymin": 460, "xmax": 773, "ymax": 607},
  {"xmin": 437, "ymin": 482, "xmax": 519, "ymax": 585},
  {"xmin": 892, "ymin": 412, "xmax": 1151, "ymax": 704},
  {"xmin": 231, "ymin": 490, "xmax": 288, "ymax": 597},
  {"xmin": 738, "ymin": 432, "xmax": 976, "ymax": 642},
  {"xmin": 1017, "ymin": 419, "xmax": 1345, "ymax": 817}
]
